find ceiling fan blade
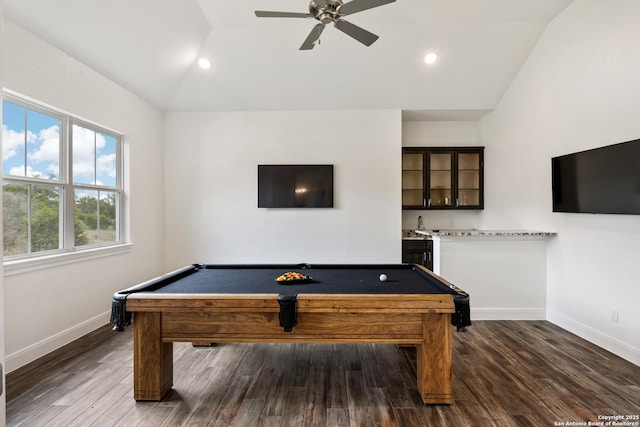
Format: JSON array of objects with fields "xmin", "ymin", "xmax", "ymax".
[
  {"xmin": 300, "ymin": 23, "xmax": 326, "ymax": 50},
  {"xmin": 334, "ymin": 20, "xmax": 379, "ymax": 46},
  {"xmin": 255, "ymin": 11, "xmax": 312, "ymax": 18},
  {"xmin": 338, "ymin": 0, "xmax": 396, "ymax": 16},
  {"xmin": 314, "ymin": 0, "xmax": 328, "ymax": 7}
]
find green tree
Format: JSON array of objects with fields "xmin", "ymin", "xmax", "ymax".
[
  {"xmin": 3, "ymin": 183, "xmax": 29, "ymax": 256},
  {"xmin": 30, "ymin": 184, "xmax": 61, "ymax": 252}
]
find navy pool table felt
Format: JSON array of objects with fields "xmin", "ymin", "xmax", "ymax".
[{"xmin": 148, "ymin": 264, "xmax": 459, "ymax": 297}]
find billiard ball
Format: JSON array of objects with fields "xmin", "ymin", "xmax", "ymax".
[{"xmin": 379, "ymin": 274, "xmax": 388, "ymax": 282}]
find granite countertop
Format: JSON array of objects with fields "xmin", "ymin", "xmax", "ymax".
[
  {"xmin": 413, "ymin": 229, "xmax": 557, "ymax": 237},
  {"xmin": 402, "ymin": 229, "xmax": 428, "ymax": 239}
]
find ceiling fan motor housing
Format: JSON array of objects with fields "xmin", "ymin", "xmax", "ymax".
[{"xmin": 309, "ymin": 0, "xmax": 343, "ymax": 23}]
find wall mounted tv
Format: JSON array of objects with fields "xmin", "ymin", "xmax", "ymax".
[
  {"xmin": 258, "ymin": 164, "xmax": 334, "ymax": 208},
  {"xmin": 552, "ymin": 138, "xmax": 640, "ymax": 215}
]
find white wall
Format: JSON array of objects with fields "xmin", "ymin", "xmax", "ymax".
[
  {"xmin": 2, "ymin": 19, "xmax": 166, "ymax": 371},
  {"xmin": 479, "ymin": 0, "xmax": 640, "ymax": 365},
  {"xmin": 164, "ymin": 110, "xmax": 402, "ymax": 269},
  {"xmin": 435, "ymin": 236, "xmax": 549, "ymax": 320}
]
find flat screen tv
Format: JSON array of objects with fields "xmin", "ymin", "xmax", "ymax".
[
  {"xmin": 258, "ymin": 164, "xmax": 334, "ymax": 208},
  {"xmin": 552, "ymin": 138, "xmax": 640, "ymax": 214}
]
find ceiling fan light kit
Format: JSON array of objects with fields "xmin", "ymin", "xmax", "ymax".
[{"xmin": 255, "ymin": 0, "xmax": 396, "ymax": 50}]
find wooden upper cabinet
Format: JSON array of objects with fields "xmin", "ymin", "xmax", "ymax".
[
  {"xmin": 456, "ymin": 151, "xmax": 482, "ymax": 208},
  {"xmin": 401, "ymin": 152, "xmax": 425, "ymax": 207},
  {"xmin": 402, "ymin": 147, "xmax": 484, "ymax": 210}
]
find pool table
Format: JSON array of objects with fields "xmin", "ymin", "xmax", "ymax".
[{"xmin": 111, "ymin": 263, "xmax": 471, "ymax": 404}]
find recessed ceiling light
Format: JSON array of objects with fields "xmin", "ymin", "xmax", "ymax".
[
  {"xmin": 197, "ymin": 57, "xmax": 211, "ymax": 69},
  {"xmin": 424, "ymin": 52, "xmax": 438, "ymax": 65}
]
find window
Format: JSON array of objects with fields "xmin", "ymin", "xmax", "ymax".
[{"xmin": 2, "ymin": 94, "xmax": 123, "ymax": 259}]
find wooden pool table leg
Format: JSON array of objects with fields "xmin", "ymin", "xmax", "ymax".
[
  {"xmin": 133, "ymin": 312, "xmax": 173, "ymax": 400},
  {"xmin": 416, "ymin": 313, "xmax": 453, "ymax": 404}
]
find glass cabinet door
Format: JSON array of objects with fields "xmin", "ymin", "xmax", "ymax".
[
  {"xmin": 457, "ymin": 152, "xmax": 481, "ymax": 207},
  {"xmin": 401, "ymin": 147, "xmax": 483, "ymax": 210},
  {"xmin": 428, "ymin": 152, "xmax": 452, "ymax": 207},
  {"xmin": 402, "ymin": 153, "xmax": 425, "ymax": 207}
]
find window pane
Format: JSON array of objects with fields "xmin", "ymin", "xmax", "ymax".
[
  {"xmin": 96, "ymin": 133, "xmax": 117, "ymax": 187},
  {"xmin": 2, "ymin": 181, "xmax": 61, "ymax": 256},
  {"xmin": 73, "ymin": 124, "xmax": 96, "ymax": 185},
  {"xmin": 31, "ymin": 184, "xmax": 62, "ymax": 252},
  {"xmin": 98, "ymin": 191, "xmax": 118, "ymax": 244},
  {"xmin": 2, "ymin": 101, "xmax": 27, "ymax": 177},
  {"xmin": 27, "ymin": 109, "xmax": 61, "ymax": 180},
  {"xmin": 2, "ymin": 101, "xmax": 60, "ymax": 180},
  {"xmin": 74, "ymin": 189, "xmax": 118, "ymax": 246},
  {"xmin": 3, "ymin": 181, "xmax": 29, "ymax": 256},
  {"xmin": 75, "ymin": 189, "xmax": 99, "ymax": 246}
]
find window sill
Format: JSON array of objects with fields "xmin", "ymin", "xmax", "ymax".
[{"xmin": 3, "ymin": 243, "xmax": 134, "ymax": 277}]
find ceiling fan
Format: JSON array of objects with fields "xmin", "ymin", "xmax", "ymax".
[{"xmin": 255, "ymin": 0, "xmax": 396, "ymax": 50}]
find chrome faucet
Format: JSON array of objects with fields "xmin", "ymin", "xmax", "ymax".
[{"xmin": 417, "ymin": 215, "xmax": 424, "ymax": 230}]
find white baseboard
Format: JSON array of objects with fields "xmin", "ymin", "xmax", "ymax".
[
  {"xmin": 471, "ymin": 307, "xmax": 546, "ymax": 320},
  {"xmin": 5, "ymin": 310, "xmax": 111, "ymax": 373},
  {"xmin": 547, "ymin": 310, "xmax": 640, "ymax": 367}
]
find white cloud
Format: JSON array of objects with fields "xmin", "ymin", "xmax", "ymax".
[
  {"xmin": 73, "ymin": 125, "xmax": 111, "ymax": 182},
  {"xmin": 72, "ymin": 125, "xmax": 116, "ymax": 184},
  {"xmin": 9, "ymin": 165, "xmax": 46, "ymax": 178},
  {"xmin": 2, "ymin": 124, "xmax": 26, "ymax": 160},
  {"xmin": 97, "ymin": 153, "xmax": 117, "ymax": 179},
  {"xmin": 28, "ymin": 124, "xmax": 60, "ymax": 163},
  {"xmin": 8, "ymin": 165, "xmax": 25, "ymax": 176}
]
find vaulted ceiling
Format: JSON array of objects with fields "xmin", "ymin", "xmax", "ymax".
[{"xmin": 3, "ymin": 0, "xmax": 574, "ymax": 118}]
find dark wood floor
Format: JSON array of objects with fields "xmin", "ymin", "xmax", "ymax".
[{"xmin": 6, "ymin": 320, "xmax": 640, "ymax": 426}]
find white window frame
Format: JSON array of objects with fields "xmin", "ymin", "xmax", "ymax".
[{"xmin": 2, "ymin": 91, "xmax": 131, "ymax": 275}]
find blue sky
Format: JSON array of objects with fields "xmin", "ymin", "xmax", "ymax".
[{"xmin": 2, "ymin": 100, "xmax": 117, "ymax": 187}]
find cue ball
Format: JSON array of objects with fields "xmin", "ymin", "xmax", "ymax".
[{"xmin": 379, "ymin": 274, "xmax": 388, "ymax": 282}]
